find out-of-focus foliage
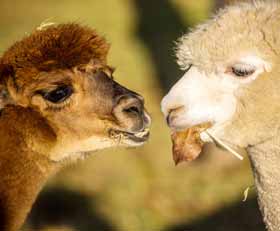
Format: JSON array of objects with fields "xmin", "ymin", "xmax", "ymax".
[
  {"xmin": 0, "ymin": 0, "xmax": 264, "ymax": 230},
  {"xmin": 172, "ymin": 0, "xmax": 214, "ymax": 25}
]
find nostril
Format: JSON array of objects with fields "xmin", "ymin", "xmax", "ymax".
[
  {"xmin": 166, "ymin": 106, "xmax": 185, "ymax": 126},
  {"xmin": 123, "ymin": 106, "xmax": 141, "ymax": 115},
  {"xmin": 115, "ymin": 94, "xmax": 143, "ymax": 117},
  {"xmin": 166, "ymin": 113, "xmax": 171, "ymax": 125},
  {"xmin": 113, "ymin": 94, "xmax": 146, "ymax": 133}
]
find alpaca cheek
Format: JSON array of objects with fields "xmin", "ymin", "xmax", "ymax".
[
  {"xmin": 161, "ymin": 67, "xmax": 237, "ymax": 128},
  {"xmin": 181, "ymin": 85, "xmax": 237, "ymax": 127}
]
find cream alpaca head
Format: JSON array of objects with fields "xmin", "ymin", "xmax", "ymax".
[{"xmin": 161, "ymin": 1, "xmax": 280, "ymax": 149}]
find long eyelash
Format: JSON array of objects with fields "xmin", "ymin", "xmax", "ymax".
[
  {"xmin": 46, "ymin": 97, "xmax": 73, "ymax": 111},
  {"xmin": 234, "ymin": 65, "xmax": 254, "ymax": 72},
  {"xmin": 232, "ymin": 67, "xmax": 255, "ymax": 77},
  {"xmin": 226, "ymin": 63, "xmax": 256, "ymax": 77}
]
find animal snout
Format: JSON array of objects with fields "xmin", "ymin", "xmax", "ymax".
[
  {"xmin": 113, "ymin": 94, "xmax": 150, "ymax": 133},
  {"xmin": 166, "ymin": 106, "xmax": 186, "ymax": 127}
]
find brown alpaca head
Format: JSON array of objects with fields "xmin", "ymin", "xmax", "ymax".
[{"xmin": 0, "ymin": 23, "xmax": 151, "ymax": 161}]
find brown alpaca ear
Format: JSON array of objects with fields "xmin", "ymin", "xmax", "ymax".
[
  {"xmin": 0, "ymin": 85, "xmax": 14, "ymax": 109},
  {"xmin": 0, "ymin": 64, "xmax": 15, "ymax": 109}
]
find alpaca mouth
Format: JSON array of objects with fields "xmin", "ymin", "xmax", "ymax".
[
  {"xmin": 171, "ymin": 122, "xmax": 212, "ymax": 164},
  {"xmin": 171, "ymin": 122, "xmax": 244, "ymax": 164},
  {"xmin": 109, "ymin": 128, "xmax": 150, "ymax": 144}
]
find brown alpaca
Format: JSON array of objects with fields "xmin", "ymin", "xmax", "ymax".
[{"xmin": 0, "ymin": 23, "xmax": 151, "ymax": 231}]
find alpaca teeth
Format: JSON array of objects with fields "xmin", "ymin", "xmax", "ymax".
[{"xmin": 135, "ymin": 128, "xmax": 149, "ymax": 138}]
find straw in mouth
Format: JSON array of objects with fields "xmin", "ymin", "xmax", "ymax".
[{"xmin": 202, "ymin": 130, "xmax": 244, "ymax": 160}]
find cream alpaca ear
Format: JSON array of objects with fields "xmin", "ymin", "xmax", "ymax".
[{"xmin": 0, "ymin": 64, "xmax": 15, "ymax": 109}]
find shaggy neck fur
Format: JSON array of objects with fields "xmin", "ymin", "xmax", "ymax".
[
  {"xmin": 0, "ymin": 106, "xmax": 59, "ymax": 231},
  {"xmin": 248, "ymin": 135, "xmax": 280, "ymax": 231}
]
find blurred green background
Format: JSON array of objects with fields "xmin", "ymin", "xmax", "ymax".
[{"xmin": 0, "ymin": 0, "xmax": 265, "ymax": 230}]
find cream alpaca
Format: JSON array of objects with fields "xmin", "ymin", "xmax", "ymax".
[{"xmin": 162, "ymin": 1, "xmax": 280, "ymax": 231}]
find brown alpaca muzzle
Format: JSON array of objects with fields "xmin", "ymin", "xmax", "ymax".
[{"xmin": 112, "ymin": 92, "xmax": 151, "ymax": 144}]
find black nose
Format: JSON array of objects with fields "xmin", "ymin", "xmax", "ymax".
[{"xmin": 113, "ymin": 94, "xmax": 148, "ymax": 133}]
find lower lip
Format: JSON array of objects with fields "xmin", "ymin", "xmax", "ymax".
[
  {"xmin": 109, "ymin": 129, "xmax": 150, "ymax": 143},
  {"xmin": 127, "ymin": 131, "xmax": 150, "ymax": 143}
]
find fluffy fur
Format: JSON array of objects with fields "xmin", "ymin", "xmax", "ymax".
[
  {"xmin": 176, "ymin": 0, "xmax": 280, "ymax": 73},
  {"xmin": 162, "ymin": 1, "xmax": 280, "ymax": 231},
  {"xmin": 0, "ymin": 23, "xmax": 109, "ymax": 87},
  {"xmin": 0, "ymin": 23, "xmax": 150, "ymax": 231}
]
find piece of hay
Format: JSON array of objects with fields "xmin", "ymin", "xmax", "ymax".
[
  {"xmin": 243, "ymin": 186, "xmax": 255, "ymax": 202},
  {"xmin": 171, "ymin": 123, "xmax": 211, "ymax": 165},
  {"xmin": 37, "ymin": 18, "xmax": 56, "ymax": 31},
  {"xmin": 205, "ymin": 131, "xmax": 244, "ymax": 160}
]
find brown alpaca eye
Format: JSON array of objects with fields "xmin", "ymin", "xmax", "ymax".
[{"xmin": 43, "ymin": 85, "xmax": 73, "ymax": 103}]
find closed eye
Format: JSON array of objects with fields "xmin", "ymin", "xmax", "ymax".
[
  {"xmin": 228, "ymin": 63, "xmax": 256, "ymax": 78},
  {"xmin": 232, "ymin": 67, "xmax": 255, "ymax": 77}
]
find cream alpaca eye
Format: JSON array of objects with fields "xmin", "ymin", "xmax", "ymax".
[{"xmin": 231, "ymin": 64, "xmax": 256, "ymax": 77}]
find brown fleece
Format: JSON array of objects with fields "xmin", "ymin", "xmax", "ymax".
[
  {"xmin": 0, "ymin": 23, "xmax": 110, "ymax": 88},
  {"xmin": 0, "ymin": 106, "xmax": 59, "ymax": 231},
  {"xmin": 0, "ymin": 22, "xmax": 149, "ymax": 231},
  {"xmin": 0, "ymin": 23, "xmax": 110, "ymax": 231}
]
